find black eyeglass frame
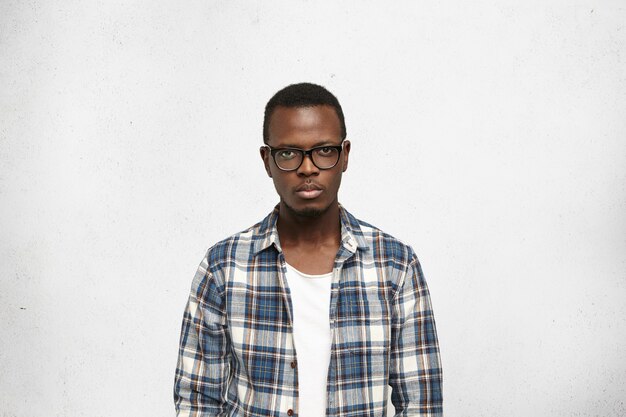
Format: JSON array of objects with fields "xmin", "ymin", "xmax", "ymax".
[{"xmin": 263, "ymin": 142, "xmax": 345, "ymax": 172}]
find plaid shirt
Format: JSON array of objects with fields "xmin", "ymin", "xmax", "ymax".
[{"xmin": 175, "ymin": 205, "xmax": 443, "ymax": 417}]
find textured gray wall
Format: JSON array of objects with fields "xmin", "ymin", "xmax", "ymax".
[{"xmin": 1, "ymin": 1, "xmax": 625, "ymax": 416}]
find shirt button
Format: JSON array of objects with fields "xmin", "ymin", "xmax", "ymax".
[
  {"xmin": 287, "ymin": 409, "xmax": 294, "ymax": 416},
  {"xmin": 290, "ymin": 361, "xmax": 296, "ymax": 368}
]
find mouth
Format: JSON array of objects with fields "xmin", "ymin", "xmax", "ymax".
[{"xmin": 295, "ymin": 183, "xmax": 323, "ymax": 200}]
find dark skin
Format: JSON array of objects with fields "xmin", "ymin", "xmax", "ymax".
[{"xmin": 260, "ymin": 105, "xmax": 351, "ymax": 274}]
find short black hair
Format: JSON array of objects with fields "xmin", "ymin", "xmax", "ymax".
[{"xmin": 263, "ymin": 82, "xmax": 346, "ymax": 144}]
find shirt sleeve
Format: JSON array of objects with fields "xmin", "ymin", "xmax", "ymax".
[
  {"xmin": 174, "ymin": 252, "xmax": 231, "ymax": 417},
  {"xmin": 389, "ymin": 253, "xmax": 443, "ymax": 416}
]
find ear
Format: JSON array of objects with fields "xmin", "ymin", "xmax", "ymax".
[
  {"xmin": 260, "ymin": 146, "xmax": 272, "ymax": 177},
  {"xmin": 341, "ymin": 140, "xmax": 351, "ymax": 172}
]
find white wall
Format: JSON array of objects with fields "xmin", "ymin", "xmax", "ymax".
[{"xmin": 1, "ymin": 1, "xmax": 625, "ymax": 416}]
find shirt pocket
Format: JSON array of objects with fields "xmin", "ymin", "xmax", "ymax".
[
  {"xmin": 344, "ymin": 293, "xmax": 390, "ymax": 355},
  {"xmin": 341, "ymin": 302, "xmax": 388, "ymax": 385}
]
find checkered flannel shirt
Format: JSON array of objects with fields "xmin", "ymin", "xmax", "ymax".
[{"xmin": 174, "ymin": 205, "xmax": 443, "ymax": 416}]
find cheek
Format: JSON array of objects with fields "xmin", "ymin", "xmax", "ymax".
[
  {"xmin": 326, "ymin": 171, "xmax": 344, "ymax": 192},
  {"xmin": 270, "ymin": 173, "xmax": 290, "ymax": 195}
]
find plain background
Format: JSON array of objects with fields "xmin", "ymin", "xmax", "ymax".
[{"xmin": 1, "ymin": 1, "xmax": 625, "ymax": 416}]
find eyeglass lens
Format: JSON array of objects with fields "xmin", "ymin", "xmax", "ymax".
[{"xmin": 275, "ymin": 147, "xmax": 340, "ymax": 170}]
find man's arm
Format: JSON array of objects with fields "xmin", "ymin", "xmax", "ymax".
[
  {"xmin": 174, "ymin": 253, "xmax": 230, "ymax": 416},
  {"xmin": 389, "ymin": 254, "xmax": 443, "ymax": 416}
]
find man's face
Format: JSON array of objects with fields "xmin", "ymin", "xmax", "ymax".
[{"xmin": 261, "ymin": 105, "xmax": 350, "ymax": 218}]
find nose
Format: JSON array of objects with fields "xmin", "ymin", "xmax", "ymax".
[{"xmin": 296, "ymin": 153, "xmax": 319, "ymax": 176}]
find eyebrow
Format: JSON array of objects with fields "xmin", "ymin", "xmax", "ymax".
[{"xmin": 273, "ymin": 140, "xmax": 341, "ymax": 148}]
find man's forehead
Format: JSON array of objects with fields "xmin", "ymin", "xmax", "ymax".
[
  {"xmin": 269, "ymin": 104, "xmax": 339, "ymax": 121},
  {"xmin": 267, "ymin": 105, "xmax": 342, "ymax": 143}
]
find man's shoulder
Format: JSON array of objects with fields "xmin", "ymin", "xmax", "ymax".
[
  {"xmin": 202, "ymin": 209, "xmax": 277, "ymax": 268},
  {"xmin": 204, "ymin": 221, "xmax": 266, "ymax": 262},
  {"xmin": 344, "ymin": 209, "xmax": 418, "ymax": 266}
]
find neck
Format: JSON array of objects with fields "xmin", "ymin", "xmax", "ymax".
[{"xmin": 277, "ymin": 200, "xmax": 341, "ymax": 246}]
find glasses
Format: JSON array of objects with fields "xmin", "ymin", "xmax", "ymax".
[{"xmin": 264, "ymin": 143, "xmax": 344, "ymax": 171}]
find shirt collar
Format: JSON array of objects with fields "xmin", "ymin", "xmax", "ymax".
[{"xmin": 252, "ymin": 204, "xmax": 369, "ymax": 256}]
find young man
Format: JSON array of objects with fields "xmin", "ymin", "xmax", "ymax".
[{"xmin": 174, "ymin": 83, "xmax": 443, "ymax": 416}]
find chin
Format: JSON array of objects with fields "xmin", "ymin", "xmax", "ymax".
[{"xmin": 283, "ymin": 201, "xmax": 330, "ymax": 218}]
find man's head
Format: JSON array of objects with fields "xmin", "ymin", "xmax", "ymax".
[
  {"xmin": 263, "ymin": 83, "xmax": 347, "ymax": 144},
  {"xmin": 260, "ymin": 83, "xmax": 350, "ymax": 218}
]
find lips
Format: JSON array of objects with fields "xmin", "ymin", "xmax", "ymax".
[{"xmin": 295, "ymin": 183, "xmax": 323, "ymax": 200}]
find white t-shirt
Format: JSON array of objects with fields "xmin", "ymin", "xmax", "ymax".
[{"xmin": 284, "ymin": 263, "xmax": 333, "ymax": 417}]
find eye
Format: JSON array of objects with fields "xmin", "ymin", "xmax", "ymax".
[
  {"xmin": 277, "ymin": 150, "xmax": 297, "ymax": 160},
  {"xmin": 317, "ymin": 147, "xmax": 334, "ymax": 156}
]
